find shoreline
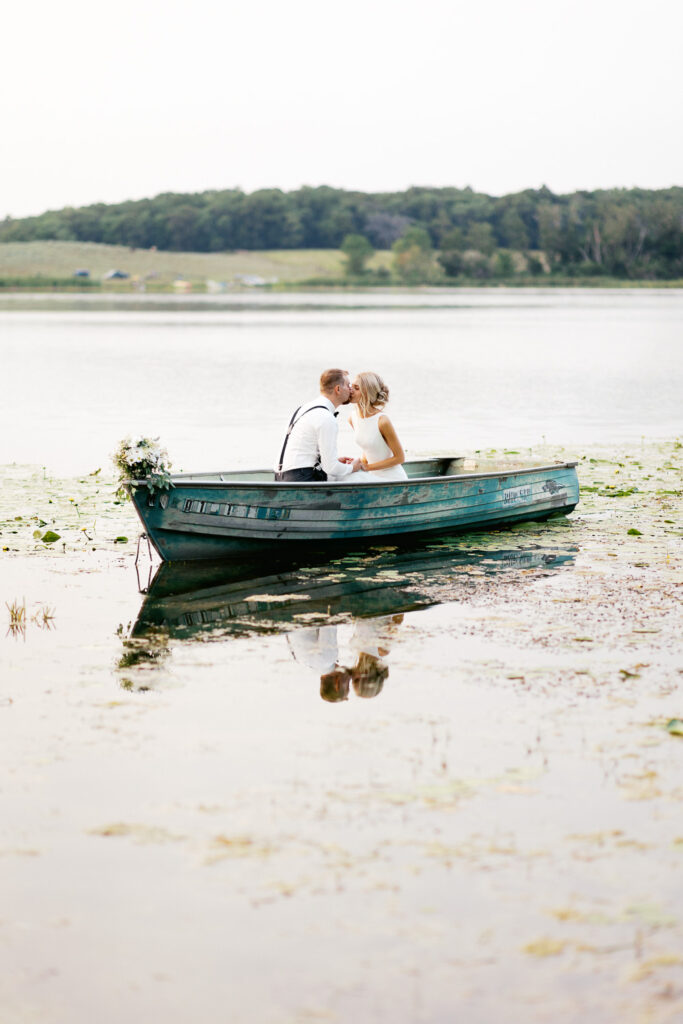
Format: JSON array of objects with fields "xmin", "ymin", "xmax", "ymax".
[
  {"xmin": 1, "ymin": 278, "xmax": 682, "ymax": 293},
  {"xmin": 1, "ymin": 242, "xmax": 681, "ymax": 292}
]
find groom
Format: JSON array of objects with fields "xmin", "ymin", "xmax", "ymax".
[{"xmin": 274, "ymin": 368, "xmax": 361, "ymax": 481}]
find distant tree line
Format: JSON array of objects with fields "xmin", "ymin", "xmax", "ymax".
[{"xmin": 2, "ymin": 184, "xmax": 682, "ymax": 279}]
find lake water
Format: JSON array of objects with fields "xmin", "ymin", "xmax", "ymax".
[
  {"xmin": 0, "ymin": 288, "xmax": 681, "ymax": 474},
  {"xmin": 1, "ymin": 289, "xmax": 682, "ymax": 1023}
]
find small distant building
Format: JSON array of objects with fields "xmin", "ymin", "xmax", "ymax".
[
  {"xmin": 234, "ymin": 273, "xmax": 267, "ymax": 287},
  {"xmin": 103, "ymin": 269, "xmax": 130, "ymax": 280},
  {"xmin": 73, "ymin": 268, "xmax": 90, "ymax": 277},
  {"xmin": 173, "ymin": 279, "xmax": 192, "ymax": 292}
]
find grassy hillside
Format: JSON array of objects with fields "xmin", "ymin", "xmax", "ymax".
[
  {"xmin": 0, "ymin": 241, "xmax": 392, "ymax": 287},
  {"xmin": 1, "ymin": 240, "xmax": 680, "ymax": 290}
]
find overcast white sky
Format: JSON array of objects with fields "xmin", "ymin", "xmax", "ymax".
[{"xmin": 2, "ymin": 0, "xmax": 681, "ymax": 219}]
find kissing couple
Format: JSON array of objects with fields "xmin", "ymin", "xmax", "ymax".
[{"xmin": 274, "ymin": 368, "xmax": 407, "ymax": 483}]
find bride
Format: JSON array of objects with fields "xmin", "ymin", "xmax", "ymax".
[{"xmin": 346, "ymin": 372, "xmax": 407, "ymax": 482}]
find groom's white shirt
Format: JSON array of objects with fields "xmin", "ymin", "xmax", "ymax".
[
  {"xmin": 277, "ymin": 396, "xmax": 354, "ymax": 478},
  {"xmin": 286, "ymin": 625, "xmax": 339, "ymax": 673}
]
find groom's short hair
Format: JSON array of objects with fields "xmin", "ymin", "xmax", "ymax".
[{"xmin": 320, "ymin": 368, "xmax": 348, "ymax": 393}]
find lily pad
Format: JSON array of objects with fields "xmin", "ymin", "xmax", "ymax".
[
  {"xmin": 41, "ymin": 531, "xmax": 61, "ymax": 543},
  {"xmin": 523, "ymin": 938, "xmax": 567, "ymax": 957},
  {"xmin": 114, "ymin": 536, "xmax": 128, "ymax": 544},
  {"xmin": 666, "ymin": 719, "xmax": 683, "ymax": 736},
  {"xmin": 627, "ymin": 528, "xmax": 642, "ymax": 536}
]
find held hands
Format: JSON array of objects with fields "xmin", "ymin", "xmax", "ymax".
[
  {"xmin": 339, "ymin": 456, "xmax": 364, "ymax": 472},
  {"xmin": 338, "ymin": 457, "xmax": 367, "ymax": 472}
]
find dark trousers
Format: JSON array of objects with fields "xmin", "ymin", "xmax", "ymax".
[{"xmin": 275, "ymin": 467, "xmax": 327, "ymax": 482}]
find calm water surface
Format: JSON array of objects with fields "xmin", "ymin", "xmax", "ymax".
[
  {"xmin": 1, "ymin": 290, "xmax": 682, "ymax": 1022},
  {"xmin": 1, "ymin": 288, "xmax": 680, "ymax": 473}
]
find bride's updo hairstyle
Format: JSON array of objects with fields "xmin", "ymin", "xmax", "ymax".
[{"xmin": 355, "ymin": 371, "xmax": 389, "ymax": 417}]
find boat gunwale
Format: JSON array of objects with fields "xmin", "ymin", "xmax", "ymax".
[{"xmin": 131, "ymin": 460, "xmax": 579, "ymax": 491}]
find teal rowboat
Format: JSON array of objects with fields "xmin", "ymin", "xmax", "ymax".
[{"xmin": 128, "ymin": 455, "xmax": 579, "ymax": 562}]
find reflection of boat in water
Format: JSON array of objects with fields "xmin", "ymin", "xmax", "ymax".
[
  {"xmin": 130, "ymin": 539, "xmax": 577, "ymax": 642},
  {"xmin": 128, "ymin": 456, "xmax": 579, "ymax": 562},
  {"xmin": 119, "ymin": 540, "xmax": 577, "ymax": 693}
]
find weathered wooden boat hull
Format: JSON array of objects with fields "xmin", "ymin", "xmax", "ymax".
[{"xmin": 129, "ymin": 457, "xmax": 579, "ymax": 562}]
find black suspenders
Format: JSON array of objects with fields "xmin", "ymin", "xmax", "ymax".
[{"xmin": 276, "ymin": 405, "xmax": 330, "ymax": 475}]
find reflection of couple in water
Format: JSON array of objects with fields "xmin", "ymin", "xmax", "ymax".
[
  {"xmin": 321, "ymin": 652, "xmax": 389, "ymax": 703},
  {"xmin": 287, "ymin": 613, "xmax": 404, "ymax": 702},
  {"xmin": 274, "ymin": 368, "xmax": 407, "ymax": 483}
]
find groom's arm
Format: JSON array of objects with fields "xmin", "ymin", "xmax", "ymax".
[{"xmin": 318, "ymin": 416, "xmax": 355, "ymax": 478}]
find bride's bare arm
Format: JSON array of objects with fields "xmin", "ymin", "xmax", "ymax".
[{"xmin": 361, "ymin": 416, "xmax": 405, "ymax": 472}]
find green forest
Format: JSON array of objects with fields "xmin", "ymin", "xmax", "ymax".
[{"xmin": 2, "ymin": 185, "xmax": 682, "ymax": 281}]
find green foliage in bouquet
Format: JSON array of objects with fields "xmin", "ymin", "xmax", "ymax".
[{"xmin": 113, "ymin": 436, "xmax": 173, "ymax": 500}]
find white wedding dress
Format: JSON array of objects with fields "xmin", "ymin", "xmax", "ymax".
[{"xmin": 348, "ymin": 407, "xmax": 407, "ymax": 482}]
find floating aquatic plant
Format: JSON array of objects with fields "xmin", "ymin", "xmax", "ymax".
[
  {"xmin": 5, "ymin": 599, "xmax": 55, "ymax": 635},
  {"xmin": 6, "ymin": 598, "xmax": 26, "ymax": 633},
  {"xmin": 31, "ymin": 605, "xmax": 55, "ymax": 629}
]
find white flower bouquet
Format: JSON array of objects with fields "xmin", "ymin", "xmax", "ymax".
[{"xmin": 113, "ymin": 436, "xmax": 173, "ymax": 500}]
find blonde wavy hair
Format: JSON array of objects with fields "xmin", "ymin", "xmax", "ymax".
[
  {"xmin": 351, "ymin": 652, "xmax": 388, "ymax": 698},
  {"xmin": 354, "ymin": 371, "xmax": 390, "ymax": 417}
]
